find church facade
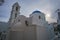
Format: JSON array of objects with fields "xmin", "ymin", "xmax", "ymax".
[{"xmin": 6, "ymin": 2, "xmax": 55, "ymax": 40}]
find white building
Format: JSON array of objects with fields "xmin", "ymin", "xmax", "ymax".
[
  {"xmin": 6, "ymin": 2, "xmax": 55, "ymax": 40},
  {"xmin": 57, "ymin": 9, "xmax": 60, "ymax": 25},
  {"xmin": 49, "ymin": 23, "xmax": 55, "ymax": 40}
]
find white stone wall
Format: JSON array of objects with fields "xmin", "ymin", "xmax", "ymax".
[
  {"xmin": 24, "ymin": 26, "xmax": 36, "ymax": 40},
  {"xmin": 36, "ymin": 26, "xmax": 49, "ymax": 40},
  {"xmin": 8, "ymin": 25, "xmax": 36, "ymax": 40}
]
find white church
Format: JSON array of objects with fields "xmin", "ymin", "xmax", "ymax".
[{"xmin": 6, "ymin": 2, "xmax": 55, "ymax": 40}]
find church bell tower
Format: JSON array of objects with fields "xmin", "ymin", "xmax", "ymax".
[{"xmin": 9, "ymin": 2, "xmax": 20, "ymax": 24}]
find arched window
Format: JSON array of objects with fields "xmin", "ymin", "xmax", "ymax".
[
  {"xmin": 39, "ymin": 16, "xmax": 41, "ymax": 19},
  {"xmin": 58, "ymin": 12, "xmax": 60, "ymax": 19},
  {"xmin": 15, "ymin": 13, "xmax": 17, "ymax": 18},
  {"xmin": 16, "ymin": 6, "xmax": 18, "ymax": 11},
  {"xmin": 18, "ymin": 20, "xmax": 20, "ymax": 22},
  {"xmin": 25, "ymin": 20, "xmax": 28, "ymax": 26}
]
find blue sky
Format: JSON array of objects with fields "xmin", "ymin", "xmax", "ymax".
[{"xmin": 0, "ymin": 0, "xmax": 60, "ymax": 23}]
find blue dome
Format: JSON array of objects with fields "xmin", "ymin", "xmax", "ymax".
[{"xmin": 32, "ymin": 10, "xmax": 41, "ymax": 14}]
